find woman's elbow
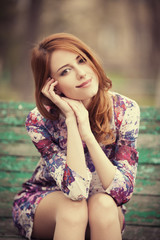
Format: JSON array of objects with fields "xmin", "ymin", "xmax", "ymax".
[{"xmin": 110, "ymin": 182, "xmax": 134, "ymax": 206}]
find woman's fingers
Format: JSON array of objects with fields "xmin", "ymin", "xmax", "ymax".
[
  {"xmin": 41, "ymin": 78, "xmax": 57, "ymax": 99},
  {"xmin": 62, "ymin": 99, "xmax": 88, "ymax": 120},
  {"xmin": 48, "ymin": 81, "xmax": 58, "ymax": 95},
  {"xmin": 42, "ymin": 78, "xmax": 54, "ymax": 93},
  {"xmin": 41, "ymin": 79, "xmax": 75, "ymax": 117},
  {"xmin": 62, "ymin": 98, "xmax": 92, "ymax": 140}
]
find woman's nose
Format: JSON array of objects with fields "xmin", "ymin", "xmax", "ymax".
[{"xmin": 76, "ymin": 66, "xmax": 86, "ymax": 79}]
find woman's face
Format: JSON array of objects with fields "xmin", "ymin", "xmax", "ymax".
[{"xmin": 50, "ymin": 49, "xmax": 99, "ymax": 107}]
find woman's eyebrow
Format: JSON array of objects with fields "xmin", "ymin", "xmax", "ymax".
[
  {"xmin": 56, "ymin": 63, "xmax": 70, "ymax": 73},
  {"xmin": 76, "ymin": 55, "xmax": 81, "ymax": 60},
  {"xmin": 56, "ymin": 55, "xmax": 80, "ymax": 73}
]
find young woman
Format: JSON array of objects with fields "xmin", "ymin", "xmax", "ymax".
[{"xmin": 12, "ymin": 33, "xmax": 140, "ymax": 240}]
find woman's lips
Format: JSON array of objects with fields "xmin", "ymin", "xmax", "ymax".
[{"xmin": 76, "ymin": 79, "xmax": 92, "ymax": 88}]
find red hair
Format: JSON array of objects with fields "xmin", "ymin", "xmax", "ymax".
[{"xmin": 31, "ymin": 33, "xmax": 115, "ymax": 144}]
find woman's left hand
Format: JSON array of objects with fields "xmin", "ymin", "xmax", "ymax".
[{"xmin": 62, "ymin": 98, "xmax": 93, "ymax": 142}]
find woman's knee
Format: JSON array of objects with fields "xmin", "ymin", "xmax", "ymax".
[
  {"xmin": 56, "ymin": 198, "xmax": 88, "ymax": 227},
  {"xmin": 88, "ymin": 193, "xmax": 119, "ymax": 227}
]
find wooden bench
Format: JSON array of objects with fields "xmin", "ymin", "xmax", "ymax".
[{"xmin": 0, "ymin": 101, "xmax": 160, "ymax": 240}]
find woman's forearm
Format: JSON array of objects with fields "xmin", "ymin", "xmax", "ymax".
[
  {"xmin": 85, "ymin": 134, "xmax": 116, "ymax": 189},
  {"xmin": 66, "ymin": 116, "xmax": 88, "ymax": 179}
]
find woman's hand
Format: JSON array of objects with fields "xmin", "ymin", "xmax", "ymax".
[
  {"xmin": 62, "ymin": 98, "xmax": 93, "ymax": 142},
  {"xmin": 42, "ymin": 78, "xmax": 93, "ymax": 141},
  {"xmin": 41, "ymin": 78, "xmax": 74, "ymax": 118}
]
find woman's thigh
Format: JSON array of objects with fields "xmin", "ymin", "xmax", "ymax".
[
  {"xmin": 32, "ymin": 191, "xmax": 88, "ymax": 239},
  {"xmin": 32, "ymin": 191, "xmax": 64, "ymax": 239}
]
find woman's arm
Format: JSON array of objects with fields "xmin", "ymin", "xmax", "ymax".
[
  {"xmin": 31, "ymin": 78, "xmax": 91, "ymax": 200},
  {"xmin": 64, "ymin": 98, "xmax": 116, "ymax": 189},
  {"xmin": 104, "ymin": 100, "xmax": 140, "ymax": 205},
  {"xmin": 85, "ymin": 134, "xmax": 116, "ymax": 189},
  {"xmin": 42, "ymin": 78, "xmax": 89, "ymax": 179},
  {"xmin": 67, "ymin": 97, "xmax": 140, "ymax": 205},
  {"xmin": 86, "ymin": 100, "xmax": 140, "ymax": 205},
  {"xmin": 66, "ymin": 115, "xmax": 88, "ymax": 179},
  {"xmin": 26, "ymin": 109, "xmax": 91, "ymax": 200}
]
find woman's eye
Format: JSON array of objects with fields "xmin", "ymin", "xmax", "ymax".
[
  {"xmin": 60, "ymin": 68, "xmax": 71, "ymax": 76},
  {"xmin": 79, "ymin": 57, "xmax": 86, "ymax": 64}
]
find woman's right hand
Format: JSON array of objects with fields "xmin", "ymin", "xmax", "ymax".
[{"xmin": 41, "ymin": 78, "xmax": 75, "ymax": 118}]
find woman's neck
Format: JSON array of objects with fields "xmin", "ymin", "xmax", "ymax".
[{"xmin": 82, "ymin": 98, "xmax": 92, "ymax": 109}]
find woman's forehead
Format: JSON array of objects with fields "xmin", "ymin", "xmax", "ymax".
[{"xmin": 50, "ymin": 49, "xmax": 81, "ymax": 73}]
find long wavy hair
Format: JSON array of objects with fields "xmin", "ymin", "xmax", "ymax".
[{"xmin": 31, "ymin": 33, "xmax": 115, "ymax": 145}]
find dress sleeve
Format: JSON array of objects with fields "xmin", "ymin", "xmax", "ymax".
[
  {"xmin": 25, "ymin": 109, "xmax": 92, "ymax": 201},
  {"xmin": 105, "ymin": 101, "xmax": 140, "ymax": 206}
]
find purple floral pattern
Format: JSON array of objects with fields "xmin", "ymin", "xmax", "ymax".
[{"xmin": 12, "ymin": 92, "xmax": 140, "ymax": 239}]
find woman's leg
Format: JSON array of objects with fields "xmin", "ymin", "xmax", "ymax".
[
  {"xmin": 88, "ymin": 193, "xmax": 123, "ymax": 240},
  {"xmin": 32, "ymin": 191, "xmax": 88, "ymax": 240}
]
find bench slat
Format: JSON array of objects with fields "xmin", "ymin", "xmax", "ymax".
[
  {"xmin": 0, "ymin": 127, "xmax": 29, "ymax": 143},
  {"xmin": 137, "ymin": 134, "xmax": 160, "ymax": 148},
  {"xmin": 140, "ymin": 107, "xmax": 160, "ymax": 121},
  {"xmin": 0, "ymin": 143, "xmax": 39, "ymax": 156},
  {"xmin": 125, "ymin": 195, "xmax": 160, "ymax": 226},
  {"xmin": 0, "ymin": 155, "xmax": 38, "ymax": 172},
  {"xmin": 123, "ymin": 225, "xmax": 160, "ymax": 240},
  {"xmin": 137, "ymin": 165, "xmax": 160, "ymax": 180},
  {"xmin": 138, "ymin": 148, "xmax": 160, "ymax": 164},
  {"xmin": 0, "ymin": 102, "xmax": 35, "ymax": 110},
  {"xmin": 134, "ymin": 179, "xmax": 160, "ymax": 195},
  {"xmin": 139, "ymin": 121, "xmax": 160, "ymax": 134},
  {"xmin": 0, "ymin": 218, "xmax": 23, "ymax": 239}
]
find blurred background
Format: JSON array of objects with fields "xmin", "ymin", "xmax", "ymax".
[{"xmin": 0, "ymin": 0, "xmax": 160, "ymax": 106}]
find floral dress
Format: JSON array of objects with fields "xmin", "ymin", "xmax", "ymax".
[{"xmin": 12, "ymin": 92, "xmax": 140, "ymax": 239}]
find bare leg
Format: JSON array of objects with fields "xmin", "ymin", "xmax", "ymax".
[
  {"xmin": 88, "ymin": 193, "xmax": 123, "ymax": 240},
  {"xmin": 32, "ymin": 191, "xmax": 88, "ymax": 240}
]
